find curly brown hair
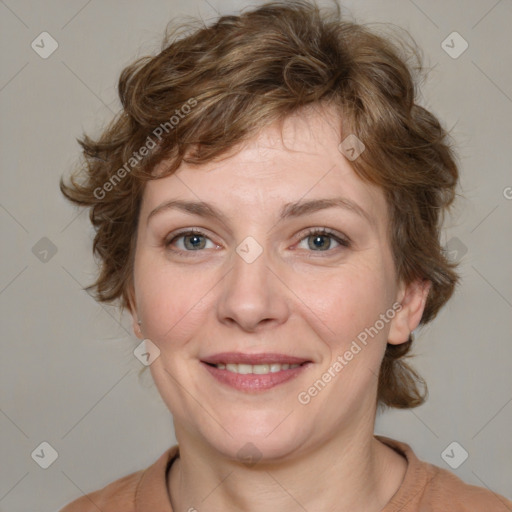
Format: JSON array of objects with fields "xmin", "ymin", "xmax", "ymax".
[{"xmin": 60, "ymin": 0, "xmax": 459, "ymax": 409}]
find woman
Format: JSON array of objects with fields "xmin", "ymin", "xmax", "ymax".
[{"xmin": 59, "ymin": 1, "xmax": 512, "ymax": 510}]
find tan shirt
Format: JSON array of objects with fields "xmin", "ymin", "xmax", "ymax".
[{"xmin": 59, "ymin": 436, "xmax": 512, "ymax": 511}]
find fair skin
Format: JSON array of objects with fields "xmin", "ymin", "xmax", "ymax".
[{"xmin": 128, "ymin": 105, "xmax": 430, "ymax": 512}]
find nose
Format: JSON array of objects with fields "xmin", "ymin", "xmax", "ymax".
[{"xmin": 216, "ymin": 241, "xmax": 290, "ymax": 333}]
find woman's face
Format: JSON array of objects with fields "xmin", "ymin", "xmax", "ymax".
[{"xmin": 131, "ymin": 106, "xmax": 420, "ymax": 461}]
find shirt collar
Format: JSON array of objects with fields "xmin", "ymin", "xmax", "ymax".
[
  {"xmin": 134, "ymin": 437, "xmax": 425, "ymax": 512},
  {"xmin": 135, "ymin": 445, "xmax": 179, "ymax": 511}
]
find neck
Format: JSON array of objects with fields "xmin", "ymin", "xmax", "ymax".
[{"xmin": 168, "ymin": 420, "xmax": 407, "ymax": 512}]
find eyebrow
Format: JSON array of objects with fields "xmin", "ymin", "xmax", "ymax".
[{"xmin": 146, "ymin": 197, "xmax": 374, "ymax": 226}]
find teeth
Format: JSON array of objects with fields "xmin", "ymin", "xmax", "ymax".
[
  {"xmin": 215, "ymin": 363, "xmax": 301, "ymax": 374},
  {"xmin": 237, "ymin": 364, "xmax": 252, "ymax": 375},
  {"xmin": 253, "ymin": 364, "xmax": 269, "ymax": 374}
]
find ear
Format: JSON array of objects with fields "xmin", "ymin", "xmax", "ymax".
[
  {"xmin": 126, "ymin": 285, "xmax": 144, "ymax": 340},
  {"xmin": 388, "ymin": 279, "xmax": 431, "ymax": 345}
]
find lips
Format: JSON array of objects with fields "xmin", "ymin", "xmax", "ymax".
[
  {"xmin": 201, "ymin": 352, "xmax": 310, "ymax": 365},
  {"xmin": 201, "ymin": 352, "xmax": 312, "ymax": 392}
]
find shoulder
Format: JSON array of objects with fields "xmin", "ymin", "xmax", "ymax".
[
  {"xmin": 424, "ymin": 463, "xmax": 512, "ymax": 511},
  {"xmin": 58, "ymin": 445, "xmax": 179, "ymax": 512},
  {"xmin": 58, "ymin": 469, "xmax": 143, "ymax": 512},
  {"xmin": 377, "ymin": 436, "xmax": 512, "ymax": 512}
]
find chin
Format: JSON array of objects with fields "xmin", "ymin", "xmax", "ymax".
[{"xmin": 197, "ymin": 412, "xmax": 313, "ymax": 464}]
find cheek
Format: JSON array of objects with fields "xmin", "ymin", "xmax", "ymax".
[
  {"xmin": 304, "ymin": 261, "xmax": 393, "ymax": 344},
  {"xmin": 134, "ymin": 255, "xmax": 215, "ymax": 349}
]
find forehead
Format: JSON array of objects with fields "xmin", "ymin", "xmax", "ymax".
[{"xmin": 141, "ymin": 106, "xmax": 387, "ymax": 225}]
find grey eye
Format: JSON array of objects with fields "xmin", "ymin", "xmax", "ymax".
[{"xmin": 307, "ymin": 234, "xmax": 336, "ymax": 251}]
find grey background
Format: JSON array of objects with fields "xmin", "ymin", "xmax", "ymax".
[{"xmin": 1, "ymin": 0, "xmax": 511, "ymax": 510}]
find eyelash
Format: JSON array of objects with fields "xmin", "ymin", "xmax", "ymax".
[{"xmin": 164, "ymin": 228, "xmax": 351, "ymax": 257}]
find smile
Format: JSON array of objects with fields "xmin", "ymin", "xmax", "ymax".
[
  {"xmin": 212, "ymin": 363, "xmax": 301, "ymax": 374},
  {"xmin": 200, "ymin": 353, "xmax": 312, "ymax": 391}
]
